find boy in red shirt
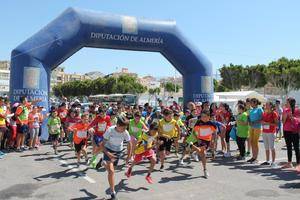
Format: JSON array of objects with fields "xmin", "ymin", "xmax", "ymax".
[
  {"xmin": 88, "ymin": 108, "xmax": 111, "ymax": 168},
  {"xmin": 69, "ymin": 113, "xmax": 90, "ymax": 165}
]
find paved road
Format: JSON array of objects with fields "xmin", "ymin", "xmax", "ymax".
[{"xmin": 0, "ymin": 139, "xmax": 299, "ymax": 200}]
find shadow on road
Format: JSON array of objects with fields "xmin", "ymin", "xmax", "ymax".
[
  {"xmin": 211, "ymin": 157, "xmax": 299, "ymax": 182},
  {"xmin": 33, "ymin": 168, "xmax": 85, "ymax": 181},
  {"xmin": 70, "ymin": 189, "xmax": 98, "ymax": 200},
  {"xmin": 105, "ymin": 179, "xmax": 149, "ymax": 195}
]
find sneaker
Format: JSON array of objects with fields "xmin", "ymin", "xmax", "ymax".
[
  {"xmin": 260, "ymin": 161, "xmax": 271, "ymax": 166},
  {"xmin": 236, "ymin": 156, "xmax": 245, "ymax": 161},
  {"xmin": 175, "ymin": 153, "xmax": 179, "ymax": 158},
  {"xmin": 160, "ymin": 164, "xmax": 164, "ymax": 170},
  {"xmin": 0, "ymin": 151, "xmax": 5, "ymax": 156},
  {"xmin": 109, "ymin": 191, "xmax": 118, "ymax": 200},
  {"xmin": 54, "ymin": 149, "xmax": 58, "ymax": 155},
  {"xmin": 95, "ymin": 158, "xmax": 103, "ymax": 169},
  {"xmin": 224, "ymin": 152, "xmax": 231, "ymax": 158},
  {"xmin": 179, "ymin": 159, "xmax": 185, "ymax": 165},
  {"xmin": 192, "ymin": 152, "xmax": 199, "ymax": 162},
  {"xmin": 246, "ymin": 151, "xmax": 251, "ymax": 157},
  {"xmin": 125, "ymin": 168, "xmax": 132, "ymax": 178},
  {"xmin": 204, "ymin": 170, "xmax": 209, "ymax": 179},
  {"xmin": 247, "ymin": 158, "xmax": 255, "ymax": 163},
  {"xmin": 145, "ymin": 175, "xmax": 153, "ymax": 184},
  {"xmin": 271, "ymin": 162, "xmax": 278, "ymax": 169}
]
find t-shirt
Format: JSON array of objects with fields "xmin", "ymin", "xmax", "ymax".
[
  {"xmin": 236, "ymin": 112, "xmax": 249, "ymax": 138},
  {"xmin": 88, "ymin": 115, "xmax": 111, "ymax": 136},
  {"xmin": 70, "ymin": 123, "xmax": 89, "ymax": 144},
  {"xmin": 158, "ymin": 119, "xmax": 177, "ymax": 138},
  {"xmin": 134, "ymin": 132, "xmax": 157, "ymax": 155},
  {"xmin": 16, "ymin": 105, "xmax": 29, "ymax": 125},
  {"xmin": 47, "ymin": 117, "xmax": 61, "ymax": 135},
  {"xmin": 283, "ymin": 107, "xmax": 300, "ymax": 132},
  {"xmin": 57, "ymin": 108, "xmax": 68, "ymax": 123},
  {"xmin": 216, "ymin": 110, "xmax": 232, "ymax": 131},
  {"xmin": 249, "ymin": 107, "xmax": 263, "ymax": 129},
  {"xmin": 262, "ymin": 111, "xmax": 278, "ymax": 133},
  {"xmin": 103, "ymin": 126, "xmax": 130, "ymax": 152},
  {"xmin": 0, "ymin": 107, "xmax": 6, "ymax": 127},
  {"xmin": 65, "ymin": 117, "xmax": 81, "ymax": 129},
  {"xmin": 129, "ymin": 119, "xmax": 144, "ymax": 139},
  {"xmin": 193, "ymin": 120, "xmax": 217, "ymax": 141},
  {"xmin": 28, "ymin": 112, "xmax": 41, "ymax": 128}
]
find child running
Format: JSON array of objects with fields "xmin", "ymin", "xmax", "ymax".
[
  {"xmin": 100, "ymin": 115, "xmax": 132, "ymax": 200},
  {"xmin": 69, "ymin": 113, "xmax": 90, "ymax": 165},
  {"xmin": 47, "ymin": 110, "xmax": 61, "ymax": 155},
  {"xmin": 125, "ymin": 122, "xmax": 158, "ymax": 184},
  {"xmin": 181, "ymin": 110, "xmax": 217, "ymax": 178},
  {"xmin": 158, "ymin": 108, "xmax": 180, "ymax": 170},
  {"xmin": 88, "ymin": 108, "xmax": 111, "ymax": 168}
]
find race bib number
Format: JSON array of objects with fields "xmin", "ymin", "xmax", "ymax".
[
  {"xmin": 77, "ymin": 130, "xmax": 87, "ymax": 138},
  {"xmin": 51, "ymin": 124, "xmax": 60, "ymax": 132},
  {"xmin": 132, "ymin": 126, "xmax": 140, "ymax": 133},
  {"xmin": 60, "ymin": 112, "xmax": 67, "ymax": 118},
  {"xmin": 98, "ymin": 122, "xmax": 107, "ymax": 132},
  {"xmin": 163, "ymin": 124, "xmax": 174, "ymax": 132},
  {"xmin": 263, "ymin": 124, "xmax": 270, "ymax": 130},
  {"xmin": 197, "ymin": 128, "xmax": 212, "ymax": 137}
]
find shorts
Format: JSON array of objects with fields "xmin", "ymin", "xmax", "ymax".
[
  {"xmin": 74, "ymin": 140, "xmax": 87, "ymax": 153},
  {"xmin": 249, "ymin": 128, "xmax": 261, "ymax": 148},
  {"xmin": 134, "ymin": 149, "xmax": 155, "ymax": 163},
  {"xmin": 49, "ymin": 134, "xmax": 59, "ymax": 142},
  {"xmin": 262, "ymin": 133, "xmax": 275, "ymax": 150},
  {"xmin": 38, "ymin": 127, "xmax": 42, "ymax": 137},
  {"xmin": 93, "ymin": 135, "xmax": 104, "ymax": 146},
  {"xmin": 30, "ymin": 128, "xmax": 39, "ymax": 139},
  {"xmin": 197, "ymin": 139, "xmax": 211, "ymax": 149},
  {"xmin": 17, "ymin": 124, "xmax": 29, "ymax": 135},
  {"xmin": 103, "ymin": 148, "xmax": 122, "ymax": 166},
  {"xmin": 158, "ymin": 137, "xmax": 173, "ymax": 152}
]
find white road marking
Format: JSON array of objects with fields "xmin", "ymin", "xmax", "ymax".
[{"xmin": 55, "ymin": 156, "xmax": 96, "ymax": 184}]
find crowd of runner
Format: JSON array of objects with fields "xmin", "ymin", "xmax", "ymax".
[{"xmin": 0, "ymin": 96, "xmax": 299, "ymax": 200}]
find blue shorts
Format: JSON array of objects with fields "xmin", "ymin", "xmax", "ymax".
[
  {"xmin": 103, "ymin": 148, "xmax": 122, "ymax": 166},
  {"xmin": 213, "ymin": 121, "xmax": 223, "ymax": 134},
  {"xmin": 93, "ymin": 135, "xmax": 104, "ymax": 146}
]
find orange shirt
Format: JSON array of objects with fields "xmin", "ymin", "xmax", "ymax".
[
  {"xmin": 70, "ymin": 123, "xmax": 89, "ymax": 144},
  {"xmin": 193, "ymin": 121, "xmax": 217, "ymax": 141}
]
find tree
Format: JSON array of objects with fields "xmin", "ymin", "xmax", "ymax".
[
  {"xmin": 219, "ymin": 64, "xmax": 246, "ymax": 90},
  {"xmin": 148, "ymin": 87, "xmax": 161, "ymax": 103},
  {"xmin": 266, "ymin": 57, "xmax": 300, "ymax": 97},
  {"xmin": 244, "ymin": 64, "xmax": 267, "ymax": 89},
  {"xmin": 213, "ymin": 79, "xmax": 228, "ymax": 92},
  {"xmin": 51, "ymin": 74, "xmax": 147, "ymax": 98}
]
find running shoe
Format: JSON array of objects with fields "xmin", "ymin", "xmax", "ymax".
[
  {"xmin": 95, "ymin": 158, "xmax": 103, "ymax": 169},
  {"xmin": 224, "ymin": 152, "xmax": 231, "ymax": 158},
  {"xmin": 179, "ymin": 159, "xmax": 185, "ymax": 165},
  {"xmin": 192, "ymin": 152, "xmax": 199, "ymax": 162},
  {"xmin": 271, "ymin": 162, "xmax": 278, "ymax": 169},
  {"xmin": 260, "ymin": 161, "xmax": 271, "ymax": 166},
  {"xmin": 246, "ymin": 151, "xmax": 251, "ymax": 157},
  {"xmin": 204, "ymin": 170, "xmax": 209, "ymax": 179},
  {"xmin": 236, "ymin": 156, "xmax": 245, "ymax": 161},
  {"xmin": 160, "ymin": 164, "xmax": 164, "ymax": 170},
  {"xmin": 145, "ymin": 175, "xmax": 153, "ymax": 184},
  {"xmin": 247, "ymin": 158, "xmax": 255, "ymax": 163}
]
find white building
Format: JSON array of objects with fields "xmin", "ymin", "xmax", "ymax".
[{"xmin": 0, "ymin": 61, "xmax": 10, "ymax": 95}]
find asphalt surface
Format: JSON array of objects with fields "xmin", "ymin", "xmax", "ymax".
[{"xmin": 0, "ymin": 138, "xmax": 299, "ymax": 200}]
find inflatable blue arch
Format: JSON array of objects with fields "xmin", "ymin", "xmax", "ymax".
[{"xmin": 10, "ymin": 7, "xmax": 213, "ymax": 109}]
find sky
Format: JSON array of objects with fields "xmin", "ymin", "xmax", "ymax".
[{"xmin": 1, "ymin": 0, "xmax": 300, "ymax": 78}]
